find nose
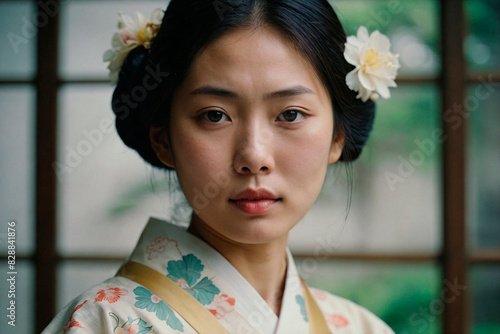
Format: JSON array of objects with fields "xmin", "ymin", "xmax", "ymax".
[{"xmin": 233, "ymin": 125, "xmax": 275, "ymax": 175}]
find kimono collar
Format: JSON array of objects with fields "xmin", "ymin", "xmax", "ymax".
[{"xmin": 127, "ymin": 217, "xmax": 310, "ymax": 334}]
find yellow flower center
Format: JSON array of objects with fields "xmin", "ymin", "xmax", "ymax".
[
  {"xmin": 361, "ymin": 48, "xmax": 383, "ymax": 72},
  {"xmin": 137, "ymin": 23, "xmax": 161, "ymax": 49},
  {"xmin": 137, "ymin": 27, "xmax": 149, "ymax": 44}
]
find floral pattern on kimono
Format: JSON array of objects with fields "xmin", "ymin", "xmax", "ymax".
[
  {"xmin": 207, "ymin": 294, "xmax": 236, "ymax": 319},
  {"xmin": 95, "ymin": 286, "xmax": 128, "ymax": 304},
  {"xmin": 108, "ymin": 313, "xmax": 153, "ymax": 334},
  {"xmin": 133, "ymin": 286, "xmax": 183, "ymax": 331},
  {"xmin": 43, "ymin": 217, "xmax": 395, "ymax": 334},
  {"xmin": 166, "ymin": 254, "xmax": 220, "ymax": 305}
]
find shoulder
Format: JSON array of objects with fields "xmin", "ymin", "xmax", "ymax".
[
  {"xmin": 309, "ymin": 287, "xmax": 395, "ymax": 334},
  {"xmin": 42, "ymin": 277, "xmax": 140, "ymax": 333},
  {"xmin": 42, "ymin": 277, "xmax": 190, "ymax": 334}
]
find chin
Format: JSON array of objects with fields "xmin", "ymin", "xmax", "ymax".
[
  {"xmin": 220, "ymin": 217, "xmax": 294, "ymax": 245},
  {"xmin": 191, "ymin": 209, "xmax": 300, "ymax": 246}
]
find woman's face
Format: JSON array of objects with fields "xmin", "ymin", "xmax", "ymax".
[{"xmin": 152, "ymin": 26, "xmax": 343, "ymax": 245}]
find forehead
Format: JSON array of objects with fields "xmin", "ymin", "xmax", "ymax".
[{"xmin": 180, "ymin": 26, "xmax": 328, "ymax": 99}]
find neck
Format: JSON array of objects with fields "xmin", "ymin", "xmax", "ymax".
[{"xmin": 188, "ymin": 215, "xmax": 288, "ymax": 316}]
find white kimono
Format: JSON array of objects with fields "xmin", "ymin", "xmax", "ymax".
[{"xmin": 43, "ymin": 218, "xmax": 394, "ymax": 333}]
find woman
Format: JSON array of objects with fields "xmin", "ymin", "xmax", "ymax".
[{"xmin": 44, "ymin": 0, "xmax": 398, "ymax": 332}]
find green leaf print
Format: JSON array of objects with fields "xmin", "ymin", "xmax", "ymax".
[
  {"xmin": 167, "ymin": 254, "xmax": 203, "ymax": 286},
  {"xmin": 133, "ymin": 287, "xmax": 183, "ymax": 331},
  {"xmin": 296, "ymin": 295, "xmax": 308, "ymax": 322},
  {"xmin": 108, "ymin": 312, "xmax": 154, "ymax": 334},
  {"xmin": 166, "ymin": 254, "xmax": 220, "ymax": 305},
  {"xmin": 188, "ymin": 276, "xmax": 221, "ymax": 305}
]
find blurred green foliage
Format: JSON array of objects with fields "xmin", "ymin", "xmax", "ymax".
[
  {"xmin": 465, "ymin": 0, "xmax": 500, "ymax": 71},
  {"xmin": 300, "ymin": 262, "xmax": 442, "ymax": 333},
  {"xmin": 361, "ymin": 84, "xmax": 440, "ymax": 171}
]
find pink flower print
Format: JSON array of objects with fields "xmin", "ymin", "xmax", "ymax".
[
  {"xmin": 150, "ymin": 294, "xmax": 161, "ymax": 304},
  {"xmin": 109, "ymin": 312, "xmax": 153, "ymax": 334},
  {"xmin": 207, "ymin": 294, "xmax": 236, "ymax": 320},
  {"xmin": 311, "ymin": 289, "xmax": 328, "ymax": 301},
  {"xmin": 115, "ymin": 324, "xmax": 139, "ymax": 334},
  {"xmin": 94, "ymin": 286, "xmax": 128, "ymax": 304},
  {"xmin": 63, "ymin": 320, "xmax": 84, "ymax": 333},
  {"xmin": 175, "ymin": 278, "xmax": 192, "ymax": 290},
  {"xmin": 146, "ymin": 236, "xmax": 177, "ymax": 260},
  {"xmin": 63, "ymin": 300, "xmax": 88, "ymax": 333},
  {"xmin": 126, "ymin": 324, "xmax": 139, "ymax": 333},
  {"xmin": 326, "ymin": 313, "xmax": 349, "ymax": 328}
]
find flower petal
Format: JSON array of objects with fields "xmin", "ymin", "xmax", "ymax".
[
  {"xmin": 372, "ymin": 77, "xmax": 391, "ymax": 99},
  {"xmin": 118, "ymin": 12, "xmax": 135, "ymax": 30},
  {"xmin": 345, "ymin": 69, "xmax": 360, "ymax": 92},
  {"xmin": 102, "ymin": 49, "xmax": 114, "ymax": 62},
  {"xmin": 358, "ymin": 85, "xmax": 371, "ymax": 102},
  {"xmin": 344, "ymin": 44, "xmax": 360, "ymax": 66},
  {"xmin": 135, "ymin": 12, "xmax": 148, "ymax": 29},
  {"xmin": 346, "ymin": 35, "xmax": 363, "ymax": 49},
  {"xmin": 150, "ymin": 8, "xmax": 164, "ymax": 24},
  {"xmin": 358, "ymin": 70, "xmax": 376, "ymax": 91},
  {"xmin": 111, "ymin": 32, "xmax": 128, "ymax": 50},
  {"xmin": 120, "ymin": 30, "xmax": 139, "ymax": 44},
  {"xmin": 356, "ymin": 26, "xmax": 369, "ymax": 42},
  {"xmin": 369, "ymin": 31, "xmax": 391, "ymax": 52}
]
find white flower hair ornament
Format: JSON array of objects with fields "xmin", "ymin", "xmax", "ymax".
[
  {"xmin": 103, "ymin": 9, "xmax": 164, "ymax": 84},
  {"xmin": 344, "ymin": 26, "xmax": 400, "ymax": 102}
]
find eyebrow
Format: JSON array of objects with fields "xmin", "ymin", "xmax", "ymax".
[{"xmin": 189, "ymin": 85, "xmax": 315, "ymax": 100}]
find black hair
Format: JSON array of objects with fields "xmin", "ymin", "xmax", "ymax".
[{"xmin": 112, "ymin": 0, "xmax": 375, "ymax": 169}]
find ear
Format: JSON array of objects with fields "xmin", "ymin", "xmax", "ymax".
[
  {"xmin": 328, "ymin": 129, "xmax": 345, "ymax": 164},
  {"xmin": 149, "ymin": 126, "xmax": 176, "ymax": 169}
]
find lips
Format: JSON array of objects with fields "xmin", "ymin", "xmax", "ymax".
[
  {"xmin": 229, "ymin": 189, "xmax": 281, "ymax": 215},
  {"xmin": 231, "ymin": 189, "xmax": 277, "ymax": 201}
]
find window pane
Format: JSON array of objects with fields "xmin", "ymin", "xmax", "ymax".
[
  {"xmin": 467, "ymin": 84, "xmax": 500, "ymax": 249},
  {"xmin": 56, "ymin": 84, "xmax": 172, "ymax": 256},
  {"xmin": 331, "ymin": 0, "xmax": 440, "ymax": 78},
  {"xmin": 57, "ymin": 261, "xmax": 123, "ymax": 309},
  {"xmin": 0, "ymin": 261, "xmax": 35, "ymax": 334},
  {"xmin": 59, "ymin": 0, "xmax": 165, "ymax": 80},
  {"xmin": 297, "ymin": 261, "xmax": 441, "ymax": 333},
  {"xmin": 290, "ymin": 84, "xmax": 441, "ymax": 254},
  {"xmin": 0, "ymin": 1, "xmax": 36, "ymax": 79},
  {"xmin": 471, "ymin": 265, "xmax": 500, "ymax": 333},
  {"xmin": 465, "ymin": 0, "xmax": 500, "ymax": 73},
  {"xmin": 0, "ymin": 86, "xmax": 35, "ymax": 255}
]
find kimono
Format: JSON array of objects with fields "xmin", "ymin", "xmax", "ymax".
[{"xmin": 43, "ymin": 217, "xmax": 394, "ymax": 333}]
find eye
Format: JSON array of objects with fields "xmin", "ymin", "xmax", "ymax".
[
  {"xmin": 277, "ymin": 110, "xmax": 305, "ymax": 123},
  {"xmin": 201, "ymin": 110, "xmax": 229, "ymax": 123}
]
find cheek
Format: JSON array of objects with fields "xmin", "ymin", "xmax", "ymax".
[
  {"xmin": 274, "ymin": 124, "xmax": 333, "ymax": 222},
  {"xmin": 174, "ymin": 135, "xmax": 220, "ymax": 169},
  {"xmin": 169, "ymin": 126, "xmax": 229, "ymax": 197},
  {"xmin": 170, "ymin": 116, "xmax": 221, "ymax": 164},
  {"xmin": 280, "ymin": 122, "xmax": 334, "ymax": 182}
]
